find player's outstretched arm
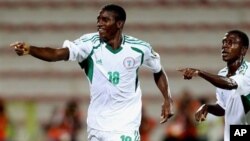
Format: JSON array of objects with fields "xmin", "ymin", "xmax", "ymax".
[
  {"xmin": 178, "ymin": 68, "xmax": 237, "ymax": 90},
  {"xmin": 10, "ymin": 41, "xmax": 69, "ymax": 62},
  {"xmin": 153, "ymin": 69, "xmax": 174, "ymax": 124}
]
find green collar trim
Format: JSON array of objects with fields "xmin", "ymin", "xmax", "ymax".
[{"xmin": 105, "ymin": 44, "xmax": 123, "ymax": 54}]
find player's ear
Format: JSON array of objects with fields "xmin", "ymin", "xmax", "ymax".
[
  {"xmin": 241, "ymin": 47, "xmax": 248, "ymax": 57},
  {"xmin": 116, "ymin": 21, "xmax": 124, "ymax": 29}
]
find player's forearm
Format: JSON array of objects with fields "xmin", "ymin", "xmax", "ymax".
[
  {"xmin": 206, "ymin": 104, "xmax": 225, "ymax": 116},
  {"xmin": 154, "ymin": 70, "xmax": 171, "ymax": 100},
  {"xmin": 198, "ymin": 70, "xmax": 237, "ymax": 90},
  {"xmin": 29, "ymin": 46, "xmax": 69, "ymax": 62}
]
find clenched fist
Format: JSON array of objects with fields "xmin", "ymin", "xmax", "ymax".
[{"xmin": 178, "ymin": 68, "xmax": 200, "ymax": 80}]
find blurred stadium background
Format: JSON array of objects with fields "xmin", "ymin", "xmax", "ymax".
[{"xmin": 1, "ymin": 0, "xmax": 250, "ymax": 141}]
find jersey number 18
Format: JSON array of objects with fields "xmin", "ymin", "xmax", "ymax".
[{"xmin": 108, "ymin": 71, "xmax": 120, "ymax": 85}]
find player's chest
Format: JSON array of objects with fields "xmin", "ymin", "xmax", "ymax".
[
  {"xmin": 92, "ymin": 46, "xmax": 143, "ymax": 70},
  {"xmin": 218, "ymin": 88, "xmax": 237, "ymax": 103}
]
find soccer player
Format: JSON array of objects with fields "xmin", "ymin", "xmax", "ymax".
[
  {"xmin": 178, "ymin": 30, "xmax": 250, "ymax": 141},
  {"xmin": 10, "ymin": 4, "xmax": 173, "ymax": 141}
]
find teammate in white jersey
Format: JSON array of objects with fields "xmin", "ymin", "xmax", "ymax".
[
  {"xmin": 178, "ymin": 30, "xmax": 250, "ymax": 141},
  {"xmin": 10, "ymin": 4, "xmax": 174, "ymax": 141}
]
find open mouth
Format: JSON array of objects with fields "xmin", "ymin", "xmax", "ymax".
[{"xmin": 98, "ymin": 28, "xmax": 105, "ymax": 33}]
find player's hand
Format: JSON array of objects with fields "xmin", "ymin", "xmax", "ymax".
[
  {"xmin": 177, "ymin": 68, "xmax": 199, "ymax": 80},
  {"xmin": 195, "ymin": 104, "xmax": 208, "ymax": 122},
  {"xmin": 160, "ymin": 98, "xmax": 174, "ymax": 124},
  {"xmin": 10, "ymin": 41, "xmax": 30, "ymax": 56}
]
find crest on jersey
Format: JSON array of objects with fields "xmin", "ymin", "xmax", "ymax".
[{"xmin": 123, "ymin": 57, "xmax": 135, "ymax": 69}]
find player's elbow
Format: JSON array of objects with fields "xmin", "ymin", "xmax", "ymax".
[{"xmin": 222, "ymin": 83, "xmax": 237, "ymax": 90}]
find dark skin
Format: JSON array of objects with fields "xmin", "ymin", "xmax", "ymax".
[
  {"xmin": 178, "ymin": 32, "xmax": 248, "ymax": 122},
  {"xmin": 10, "ymin": 9, "xmax": 173, "ymax": 124},
  {"xmin": 97, "ymin": 10, "xmax": 123, "ymax": 49},
  {"xmin": 154, "ymin": 70, "xmax": 174, "ymax": 123}
]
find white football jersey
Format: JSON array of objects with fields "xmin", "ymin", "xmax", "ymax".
[
  {"xmin": 63, "ymin": 32, "xmax": 162, "ymax": 131},
  {"xmin": 216, "ymin": 60, "xmax": 250, "ymax": 141}
]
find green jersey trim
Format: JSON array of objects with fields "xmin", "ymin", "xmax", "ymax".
[
  {"xmin": 105, "ymin": 44, "xmax": 123, "ymax": 54},
  {"xmin": 135, "ymin": 68, "xmax": 139, "ymax": 91},
  {"xmin": 238, "ymin": 60, "xmax": 248, "ymax": 75},
  {"xmin": 134, "ymin": 130, "xmax": 140, "ymax": 141},
  {"xmin": 79, "ymin": 55, "xmax": 94, "ymax": 82},
  {"xmin": 86, "ymin": 57, "xmax": 94, "ymax": 82},
  {"xmin": 131, "ymin": 47, "xmax": 144, "ymax": 65},
  {"xmin": 81, "ymin": 34, "xmax": 99, "ymax": 42},
  {"xmin": 124, "ymin": 35, "xmax": 151, "ymax": 49},
  {"xmin": 131, "ymin": 47, "xmax": 144, "ymax": 91},
  {"xmin": 78, "ymin": 44, "xmax": 101, "ymax": 82},
  {"xmin": 220, "ymin": 60, "xmax": 248, "ymax": 75},
  {"xmin": 241, "ymin": 93, "xmax": 250, "ymax": 114}
]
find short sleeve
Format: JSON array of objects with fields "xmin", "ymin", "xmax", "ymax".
[
  {"xmin": 62, "ymin": 37, "xmax": 92, "ymax": 62},
  {"xmin": 143, "ymin": 48, "xmax": 162, "ymax": 73}
]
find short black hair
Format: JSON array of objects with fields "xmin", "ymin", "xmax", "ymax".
[
  {"xmin": 228, "ymin": 30, "xmax": 249, "ymax": 48},
  {"xmin": 101, "ymin": 4, "xmax": 126, "ymax": 22}
]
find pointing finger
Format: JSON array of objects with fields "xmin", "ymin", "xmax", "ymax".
[{"xmin": 177, "ymin": 68, "xmax": 185, "ymax": 72}]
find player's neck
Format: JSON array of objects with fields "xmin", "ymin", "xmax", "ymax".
[
  {"xmin": 107, "ymin": 34, "xmax": 122, "ymax": 50},
  {"xmin": 227, "ymin": 58, "xmax": 244, "ymax": 76}
]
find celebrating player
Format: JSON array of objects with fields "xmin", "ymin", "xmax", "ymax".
[
  {"xmin": 178, "ymin": 30, "xmax": 250, "ymax": 141},
  {"xmin": 10, "ymin": 4, "xmax": 173, "ymax": 141}
]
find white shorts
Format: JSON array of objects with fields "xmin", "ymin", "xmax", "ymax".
[{"xmin": 87, "ymin": 127, "xmax": 140, "ymax": 141}]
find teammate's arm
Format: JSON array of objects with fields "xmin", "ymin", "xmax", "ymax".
[
  {"xmin": 206, "ymin": 104, "xmax": 225, "ymax": 116},
  {"xmin": 198, "ymin": 70, "xmax": 237, "ymax": 90},
  {"xmin": 178, "ymin": 68, "xmax": 237, "ymax": 90},
  {"xmin": 153, "ymin": 69, "xmax": 174, "ymax": 124},
  {"xmin": 10, "ymin": 41, "xmax": 69, "ymax": 62},
  {"xmin": 195, "ymin": 103, "xmax": 224, "ymax": 122}
]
